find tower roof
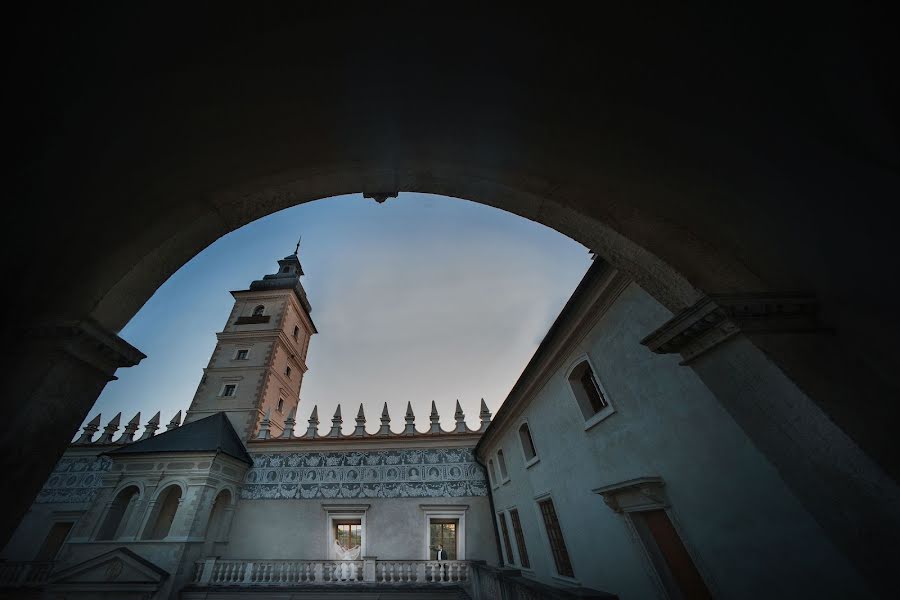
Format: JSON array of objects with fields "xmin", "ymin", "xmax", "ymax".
[
  {"xmin": 245, "ymin": 248, "xmax": 313, "ymax": 317},
  {"xmin": 104, "ymin": 412, "xmax": 252, "ymax": 464}
]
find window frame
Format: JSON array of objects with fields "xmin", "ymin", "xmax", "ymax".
[
  {"xmin": 565, "ymin": 354, "xmax": 616, "ymax": 431},
  {"xmin": 252, "ymin": 305, "xmax": 265, "ymax": 317},
  {"xmin": 496, "ymin": 449, "xmax": 510, "ymax": 484},
  {"xmin": 285, "ymin": 365, "xmax": 292, "ymax": 378},
  {"xmin": 488, "ymin": 459, "xmax": 499, "ymax": 490},
  {"xmin": 233, "ymin": 348, "xmax": 250, "ymax": 361},
  {"xmin": 533, "ymin": 491, "xmax": 578, "ymax": 585},
  {"xmin": 420, "ymin": 504, "xmax": 468, "ymax": 560},
  {"xmin": 508, "ymin": 507, "xmax": 531, "ymax": 570},
  {"xmin": 220, "ymin": 383, "xmax": 238, "ymax": 397},
  {"xmin": 277, "ymin": 398, "xmax": 285, "ymax": 413},
  {"xmin": 497, "ymin": 511, "xmax": 515, "ymax": 566},
  {"xmin": 517, "ymin": 419, "xmax": 540, "ymax": 468}
]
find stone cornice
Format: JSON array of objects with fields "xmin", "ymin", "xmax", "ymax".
[
  {"xmin": 592, "ymin": 476, "xmax": 667, "ymax": 513},
  {"xmin": 475, "ymin": 260, "xmax": 631, "ymax": 456},
  {"xmin": 27, "ymin": 318, "xmax": 145, "ymax": 377},
  {"xmin": 640, "ymin": 293, "xmax": 823, "ymax": 364}
]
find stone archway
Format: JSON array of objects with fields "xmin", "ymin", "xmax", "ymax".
[{"xmin": 5, "ymin": 4, "xmax": 899, "ymax": 595}]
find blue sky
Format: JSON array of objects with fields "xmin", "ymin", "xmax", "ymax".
[{"xmin": 82, "ymin": 193, "xmax": 592, "ymax": 436}]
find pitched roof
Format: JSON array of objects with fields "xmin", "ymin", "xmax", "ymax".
[{"xmin": 104, "ymin": 412, "xmax": 252, "ymax": 464}]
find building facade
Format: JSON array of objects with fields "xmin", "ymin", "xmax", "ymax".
[{"xmin": 0, "ymin": 252, "xmax": 876, "ymax": 599}]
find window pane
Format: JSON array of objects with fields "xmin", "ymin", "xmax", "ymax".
[
  {"xmin": 429, "ymin": 519, "xmax": 458, "ymax": 559},
  {"xmin": 509, "ymin": 509, "xmax": 530, "ymax": 568},
  {"xmin": 538, "ymin": 499, "xmax": 574, "ymax": 577},
  {"xmin": 580, "ymin": 369, "xmax": 608, "ymax": 413},
  {"xmin": 498, "ymin": 513, "xmax": 515, "ymax": 565}
]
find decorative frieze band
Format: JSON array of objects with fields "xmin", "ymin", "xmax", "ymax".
[
  {"xmin": 640, "ymin": 293, "xmax": 822, "ymax": 364},
  {"xmin": 35, "ymin": 456, "xmax": 111, "ymax": 504},
  {"xmin": 242, "ymin": 447, "xmax": 488, "ymax": 500}
]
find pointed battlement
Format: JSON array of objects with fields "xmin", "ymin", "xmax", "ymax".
[
  {"xmin": 252, "ymin": 399, "xmax": 492, "ymax": 442},
  {"xmin": 72, "ymin": 409, "xmax": 185, "ymax": 447},
  {"xmin": 71, "ymin": 398, "xmax": 495, "ymax": 448}
]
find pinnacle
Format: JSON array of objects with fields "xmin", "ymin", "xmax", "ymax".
[
  {"xmin": 147, "ymin": 411, "xmax": 161, "ymax": 425},
  {"xmin": 357, "ymin": 404, "xmax": 365, "ymax": 419},
  {"xmin": 127, "ymin": 412, "xmax": 141, "ymax": 425},
  {"xmin": 106, "ymin": 412, "xmax": 122, "ymax": 427},
  {"xmin": 333, "ymin": 404, "xmax": 342, "ymax": 419}
]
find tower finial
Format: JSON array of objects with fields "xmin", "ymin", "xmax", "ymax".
[{"xmin": 294, "ymin": 236, "xmax": 301, "ymax": 256}]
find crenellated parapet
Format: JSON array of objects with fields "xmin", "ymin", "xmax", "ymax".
[
  {"xmin": 70, "ymin": 409, "xmax": 184, "ymax": 447},
  {"xmin": 253, "ymin": 399, "xmax": 492, "ymax": 442}
]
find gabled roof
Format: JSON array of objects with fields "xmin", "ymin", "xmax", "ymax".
[{"xmin": 105, "ymin": 412, "xmax": 252, "ymax": 464}]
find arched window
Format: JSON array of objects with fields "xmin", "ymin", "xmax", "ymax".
[
  {"xmin": 567, "ymin": 358, "xmax": 610, "ymax": 420},
  {"xmin": 96, "ymin": 485, "xmax": 140, "ymax": 540},
  {"xmin": 488, "ymin": 460, "xmax": 498, "ymax": 487},
  {"xmin": 496, "ymin": 450, "xmax": 509, "ymax": 481},
  {"xmin": 293, "ymin": 325, "xmax": 300, "ymax": 340},
  {"xmin": 252, "ymin": 305, "xmax": 265, "ymax": 317},
  {"xmin": 142, "ymin": 485, "xmax": 182, "ymax": 540},
  {"xmin": 204, "ymin": 489, "xmax": 233, "ymax": 543},
  {"xmin": 519, "ymin": 423, "xmax": 537, "ymax": 462}
]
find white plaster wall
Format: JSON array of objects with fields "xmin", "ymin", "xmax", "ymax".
[
  {"xmin": 223, "ymin": 497, "xmax": 497, "ymax": 562},
  {"xmin": 484, "ymin": 282, "xmax": 871, "ymax": 599}
]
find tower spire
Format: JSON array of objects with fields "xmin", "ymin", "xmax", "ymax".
[{"xmin": 294, "ymin": 236, "xmax": 301, "ymax": 256}]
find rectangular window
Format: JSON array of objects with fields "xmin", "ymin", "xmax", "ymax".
[
  {"xmin": 222, "ymin": 384, "xmax": 236, "ymax": 397},
  {"xmin": 34, "ymin": 522, "xmax": 73, "ymax": 561},
  {"xmin": 429, "ymin": 518, "xmax": 459, "ymax": 560},
  {"xmin": 509, "ymin": 509, "xmax": 530, "ymax": 568},
  {"xmin": 335, "ymin": 520, "xmax": 362, "ymax": 550},
  {"xmin": 293, "ymin": 325, "xmax": 300, "ymax": 340},
  {"xmin": 285, "ymin": 366, "xmax": 292, "ymax": 378},
  {"xmin": 498, "ymin": 512, "xmax": 515, "ymax": 566},
  {"xmin": 630, "ymin": 510, "xmax": 712, "ymax": 599},
  {"xmin": 581, "ymin": 369, "xmax": 608, "ymax": 413},
  {"xmin": 538, "ymin": 498, "xmax": 574, "ymax": 578},
  {"xmin": 235, "ymin": 349, "xmax": 249, "ymax": 360}
]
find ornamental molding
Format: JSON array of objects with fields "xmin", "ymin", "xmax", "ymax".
[
  {"xmin": 592, "ymin": 476, "xmax": 667, "ymax": 514},
  {"xmin": 640, "ymin": 293, "xmax": 822, "ymax": 364},
  {"xmin": 241, "ymin": 447, "xmax": 488, "ymax": 500}
]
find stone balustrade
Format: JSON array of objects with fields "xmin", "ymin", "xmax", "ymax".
[
  {"xmin": 192, "ymin": 558, "xmax": 470, "ymax": 586},
  {"xmin": 0, "ymin": 561, "xmax": 55, "ymax": 588},
  {"xmin": 465, "ymin": 561, "xmax": 618, "ymax": 600}
]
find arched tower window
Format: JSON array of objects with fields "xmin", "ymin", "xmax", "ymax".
[
  {"xmin": 252, "ymin": 305, "xmax": 265, "ymax": 317},
  {"xmin": 519, "ymin": 423, "xmax": 537, "ymax": 462},
  {"xmin": 96, "ymin": 485, "xmax": 140, "ymax": 540},
  {"xmin": 142, "ymin": 485, "xmax": 182, "ymax": 540},
  {"xmin": 496, "ymin": 450, "xmax": 509, "ymax": 481}
]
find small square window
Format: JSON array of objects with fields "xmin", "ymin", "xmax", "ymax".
[
  {"xmin": 222, "ymin": 384, "xmax": 237, "ymax": 397},
  {"xmin": 235, "ymin": 349, "xmax": 249, "ymax": 360}
]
